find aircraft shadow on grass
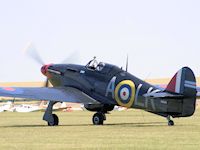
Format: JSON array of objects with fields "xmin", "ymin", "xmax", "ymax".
[{"xmin": 0, "ymin": 122, "xmax": 168, "ymax": 128}]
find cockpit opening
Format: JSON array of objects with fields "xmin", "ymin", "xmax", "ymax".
[{"xmin": 86, "ymin": 57, "xmax": 105, "ymax": 71}]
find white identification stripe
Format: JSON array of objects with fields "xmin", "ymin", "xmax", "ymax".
[
  {"xmin": 184, "ymin": 84, "xmax": 196, "ymax": 89},
  {"xmin": 185, "ymin": 80, "xmax": 196, "ymax": 86},
  {"xmin": 175, "ymin": 69, "xmax": 182, "ymax": 93},
  {"xmin": 47, "ymin": 69, "xmax": 61, "ymax": 75}
]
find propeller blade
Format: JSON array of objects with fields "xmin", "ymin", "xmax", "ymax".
[
  {"xmin": 61, "ymin": 50, "xmax": 80, "ymax": 64},
  {"xmin": 44, "ymin": 78, "xmax": 49, "ymax": 87},
  {"xmin": 23, "ymin": 42, "xmax": 45, "ymax": 65}
]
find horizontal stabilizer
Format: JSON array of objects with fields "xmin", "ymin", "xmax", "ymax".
[{"xmin": 143, "ymin": 92, "xmax": 183, "ymax": 99}]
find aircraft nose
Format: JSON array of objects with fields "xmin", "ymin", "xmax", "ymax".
[{"xmin": 41, "ymin": 64, "xmax": 52, "ymax": 76}]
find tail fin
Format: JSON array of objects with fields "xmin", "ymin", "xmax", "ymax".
[
  {"xmin": 166, "ymin": 67, "xmax": 196, "ymax": 97},
  {"xmin": 165, "ymin": 67, "xmax": 197, "ymax": 117}
]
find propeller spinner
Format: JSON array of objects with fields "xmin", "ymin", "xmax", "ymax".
[{"xmin": 41, "ymin": 64, "xmax": 52, "ymax": 76}]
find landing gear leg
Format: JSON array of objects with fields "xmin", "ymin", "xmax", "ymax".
[
  {"xmin": 92, "ymin": 112, "xmax": 106, "ymax": 125},
  {"xmin": 43, "ymin": 101, "xmax": 59, "ymax": 126},
  {"xmin": 167, "ymin": 115, "xmax": 174, "ymax": 126}
]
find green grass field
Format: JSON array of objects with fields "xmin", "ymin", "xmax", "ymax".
[{"xmin": 0, "ymin": 109, "xmax": 200, "ymax": 150}]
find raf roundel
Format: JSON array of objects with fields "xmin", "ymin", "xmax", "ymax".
[
  {"xmin": 0, "ymin": 87, "xmax": 24, "ymax": 94},
  {"xmin": 114, "ymin": 80, "xmax": 136, "ymax": 108}
]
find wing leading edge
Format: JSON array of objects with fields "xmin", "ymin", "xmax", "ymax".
[{"xmin": 0, "ymin": 87, "xmax": 100, "ymax": 104}]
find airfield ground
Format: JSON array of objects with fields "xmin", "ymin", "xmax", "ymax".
[{"xmin": 0, "ymin": 109, "xmax": 200, "ymax": 150}]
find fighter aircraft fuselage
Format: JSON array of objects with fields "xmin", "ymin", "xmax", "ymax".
[{"xmin": 45, "ymin": 62, "xmax": 194, "ymax": 119}]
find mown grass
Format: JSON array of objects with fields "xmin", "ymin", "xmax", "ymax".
[{"xmin": 0, "ymin": 109, "xmax": 200, "ymax": 150}]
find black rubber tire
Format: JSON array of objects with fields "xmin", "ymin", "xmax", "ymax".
[
  {"xmin": 92, "ymin": 112, "xmax": 104, "ymax": 125},
  {"xmin": 48, "ymin": 114, "xmax": 59, "ymax": 126},
  {"xmin": 168, "ymin": 120, "xmax": 174, "ymax": 126}
]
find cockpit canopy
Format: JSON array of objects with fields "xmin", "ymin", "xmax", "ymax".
[{"xmin": 86, "ymin": 57, "xmax": 105, "ymax": 71}]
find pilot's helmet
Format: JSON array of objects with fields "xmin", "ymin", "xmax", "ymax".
[{"xmin": 98, "ymin": 63, "xmax": 104, "ymax": 67}]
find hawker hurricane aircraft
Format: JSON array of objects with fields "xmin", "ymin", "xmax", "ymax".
[{"xmin": 0, "ymin": 56, "xmax": 198, "ymax": 126}]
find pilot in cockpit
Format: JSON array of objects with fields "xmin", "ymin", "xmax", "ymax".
[
  {"xmin": 86, "ymin": 56, "xmax": 98, "ymax": 70},
  {"xmin": 86, "ymin": 57, "xmax": 105, "ymax": 71}
]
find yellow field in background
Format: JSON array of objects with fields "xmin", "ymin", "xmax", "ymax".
[
  {"xmin": 0, "ymin": 82, "xmax": 44, "ymax": 87},
  {"xmin": 0, "ymin": 77, "xmax": 200, "ymax": 87}
]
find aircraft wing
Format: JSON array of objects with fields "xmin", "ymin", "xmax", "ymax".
[
  {"xmin": 196, "ymin": 87, "xmax": 200, "ymax": 98},
  {"xmin": 0, "ymin": 87, "xmax": 100, "ymax": 104}
]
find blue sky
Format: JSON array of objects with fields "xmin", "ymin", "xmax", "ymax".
[{"xmin": 0, "ymin": 0, "xmax": 200, "ymax": 82}]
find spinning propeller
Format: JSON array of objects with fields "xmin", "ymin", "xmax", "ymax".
[
  {"xmin": 23, "ymin": 43, "xmax": 51, "ymax": 87},
  {"xmin": 23, "ymin": 42, "xmax": 79, "ymax": 87}
]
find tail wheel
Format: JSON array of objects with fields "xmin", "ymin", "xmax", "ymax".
[
  {"xmin": 48, "ymin": 114, "xmax": 59, "ymax": 126},
  {"xmin": 168, "ymin": 120, "xmax": 174, "ymax": 126},
  {"xmin": 166, "ymin": 115, "xmax": 174, "ymax": 126},
  {"xmin": 92, "ymin": 112, "xmax": 105, "ymax": 125}
]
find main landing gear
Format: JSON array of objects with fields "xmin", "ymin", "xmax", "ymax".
[
  {"xmin": 47, "ymin": 114, "xmax": 59, "ymax": 126},
  {"xmin": 43, "ymin": 101, "xmax": 59, "ymax": 126},
  {"xmin": 85, "ymin": 104, "xmax": 114, "ymax": 125},
  {"xmin": 167, "ymin": 115, "xmax": 174, "ymax": 126},
  {"xmin": 43, "ymin": 102, "xmax": 111, "ymax": 126},
  {"xmin": 92, "ymin": 112, "xmax": 106, "ymax": 125}
]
